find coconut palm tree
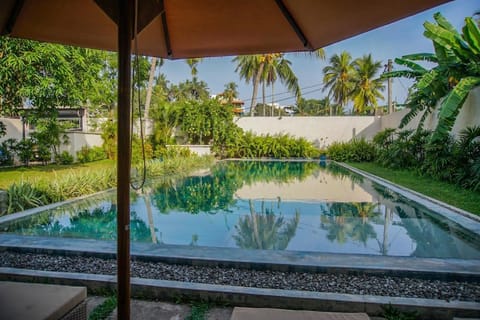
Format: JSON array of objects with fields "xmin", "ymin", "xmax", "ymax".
[
  {"xmin": 221, "ymin": 82, "xmax": 239, "ymax": 103},
  {"xmin": 351, "ymin": 54, "xmax": 385, "ymax": 115},
  {"xmin": 185, "ymin": 58, "xmax": 203, "ymax": 80},
  {"xmin": 322, "ymin": 51, "xmax": 354, "ymax": 115},
  {"xmin": 263, "ymin": 54, "xmax": 301, "ymax": 116}
]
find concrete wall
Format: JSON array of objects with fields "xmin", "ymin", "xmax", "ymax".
[
  {"xmin": 380, "ymin": 86, "xmax": 480, "ymax": 136},
  {"xmin": 236, "ymin": 116, "xmax": 380, "ymax": 148},
  {"xmin": 0, "ymin": 118, "xmax": 23, "ymax": 142},
  {"xmin": 59, "ymin": 132, "xmax": 103, "ymax": 160}
]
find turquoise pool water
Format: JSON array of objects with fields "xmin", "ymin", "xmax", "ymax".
[{"xmin": 1, "ymin": 161, "xmax": 479, "ymax": 259}]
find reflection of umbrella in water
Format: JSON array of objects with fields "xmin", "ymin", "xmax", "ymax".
[{"xmin": 0, "ymin": 1, "xmax": 449, "ymax": 317}]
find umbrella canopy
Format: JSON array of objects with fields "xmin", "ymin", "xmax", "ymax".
[
  {"xmin": 1, "ymin": 0, "xmax": 449, "ymax": 59},
  {"xmin": 0, "ymin": 1, "xmax": 450, "ymax": 319}
]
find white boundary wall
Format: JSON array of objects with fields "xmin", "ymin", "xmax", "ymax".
[
  {"xmin": 380, "ymin": 87, "xmax": 480, "ymax": 136},
  {"xmin": 235, "ymin": 116, "xmax": 380, "ymax": 147}
]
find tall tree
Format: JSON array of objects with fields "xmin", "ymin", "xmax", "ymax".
[
  {"xmin": 0, "ymin": 37, "xmax": 104, "ymax": 119},
  {"xmin": 221, "ymin": 82, "xmax": 239, "ymax": 103},
  {"xmin": 185, "ymin": 58, "xmax": 203, "ymax": 80},
  {"xmin": 233, "ymin": 55, "xmax": 261, "ymax": 116},
  {"xmin": 322, "ymin": 51, "xmax": 354, "ymax": 116},
  {"xmin": 351, "ymin": 54, "xmax": 385, "ymax": 115}
]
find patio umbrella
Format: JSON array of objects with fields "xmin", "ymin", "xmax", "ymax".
[{"xmin": 0, "ymin": 1, "xmax": 449, "ymax": 318}]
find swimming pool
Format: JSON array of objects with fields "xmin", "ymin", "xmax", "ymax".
[{"xmin": 1, "ymin": 160, "xmax": 479, "ymax": 259}]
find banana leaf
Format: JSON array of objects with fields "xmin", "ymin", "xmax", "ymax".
[{"xmin": 432, "ymin": 76, "xmax": 480, "ymax": 141}]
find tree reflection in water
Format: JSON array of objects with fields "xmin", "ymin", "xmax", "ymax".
[
  {"xmin": 233, "ymin": 199, "xmax": 300, "ymax": 250},
  {"xmin": 320, "ymin": 202, "xmax": 381, "ymax": 247}
]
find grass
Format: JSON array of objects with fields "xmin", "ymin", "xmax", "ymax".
[
  {"xmin": 0, "ymin": 159, "xmax": 114, "ymax": 189},
  {"xmin": 88, "ymin": 295, "xmax": 117, "ymax": 320},
  {"xmin": 185, "ymin": 302, "xmax": 210, "ymax": 320},
  {"xmin": 348, "ymin": 162, "xmax": 480, "ymax": 216}
]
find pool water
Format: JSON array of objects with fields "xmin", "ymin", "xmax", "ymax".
[{"xmin": 1, "ymin": 161, "xmax": 479, "ymax": 259}]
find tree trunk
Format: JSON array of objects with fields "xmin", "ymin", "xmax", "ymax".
[
  {"xmin": 144, "ymin": 57, "xmax": 157, "ymax": 122},
  {"xmin": 250, "ymin": 62, "xmax": 264, "ymax": 117},
  {"xmin": 262, "ymin": 81, "xmax": 266, "ymax": 116}
]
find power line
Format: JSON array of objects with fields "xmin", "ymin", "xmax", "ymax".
[{"xmin": 239, "ymin": 82, "xmax": 324, "ymax": 102}]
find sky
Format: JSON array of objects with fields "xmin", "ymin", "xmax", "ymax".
[{"xmin": 159, "ymin": 0, "xmax": 479, "ymax": 110}]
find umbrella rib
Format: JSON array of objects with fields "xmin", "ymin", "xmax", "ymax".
[
  {"xmin": 274, "ymin": 0, "xmax": 313, "ymax": 50},
  {"xmin": 159, "ymin": 0, "xmax": 172, "ymax": 58},
  {"xmin": 2, "ymin": 0, "xmax": 25, "ymax": 35}
]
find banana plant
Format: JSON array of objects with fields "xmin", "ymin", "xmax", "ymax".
[{"xmin": 382, "ymin": 13, "xmax": 480, "ymax": 141}]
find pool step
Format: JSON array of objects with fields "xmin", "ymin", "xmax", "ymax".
[{"xmin": 230, "ymin": 307, "xmax": 370, "ymax": 320}]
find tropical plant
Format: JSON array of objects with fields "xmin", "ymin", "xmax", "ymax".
[
  {"xmin": 322, "ymin": 51, "xmax": 354, "ymax": 115},
  {"xmin": 326, "ymin": 138, "xmax": 375, "ymax": 162},
  {"xmin": 351, "ymin": 54, "xmax": 385, "ymax": 115},
  {"xmin": 5, "ymin": 181, "xmax": 48, "ymax": 214},
  {"xmin": 100, "ymin": 119, "xmax": 117, "ymax": 159},
  {"xmin": 221, "ymin": 82, "xmax": 239, "ymax": 103},
  {"xmin": 383, "ymin": 13, "xmax": 480, "ymax": 141},
  {"xmin": 294, "ymin": 97, "xmax": 332, "ymax": 116},
  {"xmin": 76, "ymin": 146, "xmax": 107, "ymax": 163}
]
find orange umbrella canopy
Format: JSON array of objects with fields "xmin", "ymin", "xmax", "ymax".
[{"xmin": 1, "ymin": 0, "xmax": 449, "ymax": 59}]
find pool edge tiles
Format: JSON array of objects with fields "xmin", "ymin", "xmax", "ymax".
[{"xmin": 0, "ymin": 234, "xmax": 479, "ymax": 281}]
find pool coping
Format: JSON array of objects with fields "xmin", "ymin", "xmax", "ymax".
[
  {"xmin": 0, "ymin": 267, "xmax": 478, "ymax": 319},
  {"xmin": 0, "ymin": 234, "xmax": 479, "ymax": 281}
]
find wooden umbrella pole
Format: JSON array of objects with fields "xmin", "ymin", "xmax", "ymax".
[{"xmin": 117, "ymin": 0, "xmax": 134, "ymax": 319}]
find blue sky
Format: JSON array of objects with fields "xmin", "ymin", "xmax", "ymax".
[{"xmin": 160, "ymin": 0, "xmax": 479, "ymax": 109}]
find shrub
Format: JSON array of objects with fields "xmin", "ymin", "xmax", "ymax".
[
  {"xmin": 5, "ymin": 182, "xmax": 48, "ymax": 214},
  {"xmin": 57, "ymin": 151, "xmax": 74, "ymax": 165},
  {"xmin": 76, "ymin": 146, "xmax": 107, "ymax": 163},
  {"xmin": 327, "ymin": 138, "xmax": 375, "ymax": 162},
  {"xmin": 154, "ymin": 145, "xmax": 192, "ymax": 159}
]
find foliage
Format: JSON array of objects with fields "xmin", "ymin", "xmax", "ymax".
[
  {"xmin": 327, "ymin": 139, "xmax": 375, "ymax": 162},
  {"xmin": 185, "ymin": 302, "xmax": 210, "ymax": 320},
  {"xmin": 4, "ymin": 182, "xmax": 48, "ymax": 215},
  {"xmin": 349, "ymin": 162, "xmax": 480, "ymax": 215},
  {"xmin": 0, "ymin": 138, "xmax": 16, "ymax": 166},
  {"xmin": 88, "ymin": 295, "xmax": 117, "ymax": 320},
  {"xmin": 381, "ymin": 304, "xmax": 418, "ymax": 320},
  {"xmin": 0, "ymin": 121, "xmax": 5, "ymax": 137},
  {"xmin": 322, "ymin": 51, "xmax": 354, "ymax": 115},
  {"xmin": 179, "ymin": 99, "xmax": 237, "ymax": 146},
  {"xmin": 372, "ymin": 127, "xmax": 480, "ymax": 191},
  {"xmin": 351, "ymin": 54, "xmax": 385, "ymax": 114},
  {"xmin": 220, "ymin": 132, "xmax": 320, "ymax": 159},
  {"xmin": 150, "ymin": 102, "xmax": 180, "ymax": 148},
  {"xmin": 30, "ymin": 119, "xmax": 71, "ymax": 160},
  {"xmin": 15, "ymin": 138, "xmax": 35, "ymax": 166},
  {"xmin": 294, "ymin": 97, "xmax": 332, "ymax": 116},
  {"xmin": 56, "ymin": 151, "xmax": 74, "ymax": 165},
  {"xmin": 383, "ymin": 13, "xmax": 480, "ymax": 140},
  {"xmin": 154, "ymin": 145, "xmax": 192, "ymax": 159},
  {"xmin": 100, "ymin": 119, "xmax": 117, "ymax": 159},
  {"xmin": 76, "ymin": 146, "xmax": 107, "ymax": 163},
  {"xmin": 0, "ymin": 37, "xmax": 104, "ymax": 118}
]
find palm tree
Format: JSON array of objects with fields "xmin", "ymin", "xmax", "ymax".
[
  {"xmin": 322, "ymin": 51, "xmax": 354, "ymax": 115},
  {"xmin": 185, "ymin": 58, "xmax": 203, "ymax": 80},
  {"xmin": 263, "ymin": 54, "xmax": 301, "ymax": 116},
  {"xmin": 221, "ymin": 82, "xmax": 239, "ymax": 103},
  {"xmin": 233, "ymin": 55, "xmax": 262, "ymax": 116},
  {"xmin": 351, "ymin": 54, "xmax": 385, "ymax": 115}
]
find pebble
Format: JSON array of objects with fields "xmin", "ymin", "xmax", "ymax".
[{"xmin": 0, "ymin": 251, "xmax": 478, "ymax": 302}]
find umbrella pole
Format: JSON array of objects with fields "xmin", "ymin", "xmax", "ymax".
[{"xmin": 117, "ymin": 0, "xmax": 133, "ymax": 319}]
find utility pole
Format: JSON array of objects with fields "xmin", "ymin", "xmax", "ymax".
[{"xmin": 387, "ymin": 59, "xmax": 393, "ymax": 114}]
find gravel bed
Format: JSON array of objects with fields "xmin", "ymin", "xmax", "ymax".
[{"xmin": 1, "ymin": 251, "xmax": 479, "ymax": 302}]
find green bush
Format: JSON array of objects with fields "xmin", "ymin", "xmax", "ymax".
[
  {"xmin": 77, "ymin": 146, "xmax": 107, "ymax": 163},
  {"xmin": 372, "ymin": 127, "xmax": 480, "ymax": 192},
  {"xmin": 221, "ymin": 132, "xmax": 319, "ymax": 159},
  {"xmin": 5, "ymin": 182, "xmax": 48, "ymax": 215},
  {"xmin": 327, "ymin": 138, "xmax": 375, "ymax": 162},
  {"xmin": 57, "ymin": 151, "xmax": 74, "ymax": 165},
  {"xmin": 154, "ymin": 145, "xmax": 192, "ymax": 159}
]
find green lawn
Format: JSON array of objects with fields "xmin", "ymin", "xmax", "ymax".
[
  {"xmin": 0, "ymin": 159, "xmax": 115, "ymax": 189},
  {"xmin": 348, "ymin": 162, "xmax": 480, "ymax": 216}
]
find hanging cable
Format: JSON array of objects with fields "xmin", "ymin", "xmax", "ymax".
[{"xmin": 130, "ymin": 0, "xmax": 147, "ymax": 191}]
